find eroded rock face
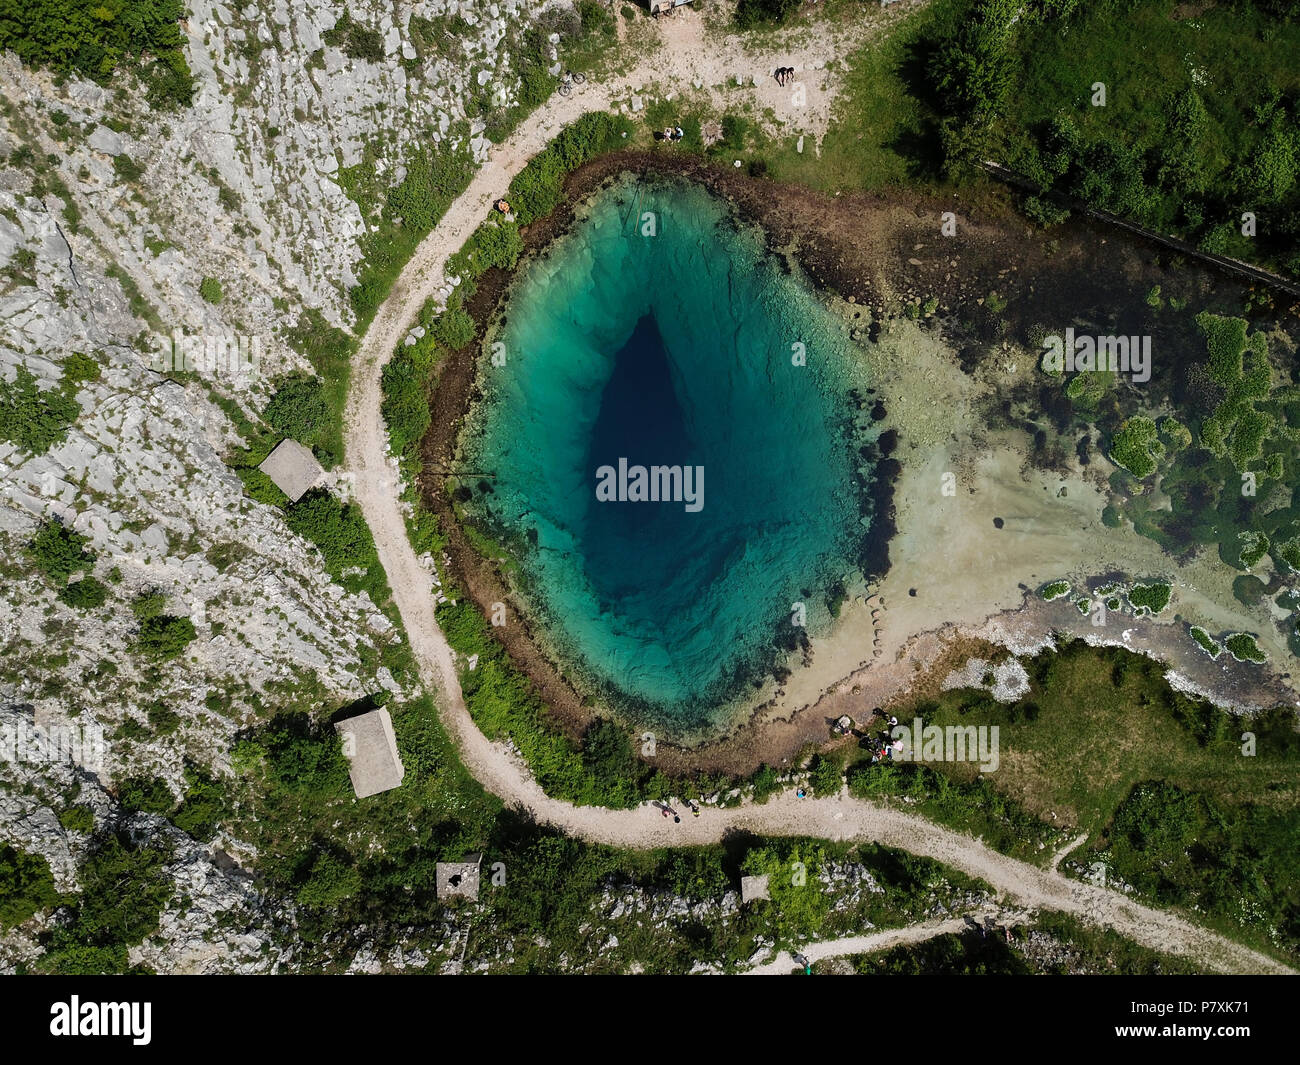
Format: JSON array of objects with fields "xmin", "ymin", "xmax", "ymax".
[
  {"xmin": 0, "ymin": 704, "xmax": 291, "ymax": 974},
  {"xmin": 0, "ymin": 0, "xmax": 555, "ymax": 972}
]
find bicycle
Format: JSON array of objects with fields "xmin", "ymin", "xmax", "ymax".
[{"xmin": 557, "ymin": 70, "xmax": 587, "ymax": 97}]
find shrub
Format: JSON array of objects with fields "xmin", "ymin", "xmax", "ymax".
[
  {"xmin": 172, "ymin": 766, "xmax": 226, "ymax": 840},
  {"xmin": 432, "ymin": 309, "xmax": 477, "ymax": 350},
  {"xmin": 145, "ymin": 701, "xmax": 181, "ymax": 735},
  {"xmin": 1189, "ymin": 626, "xmax": 1221, "ymax": 659},
  {"xmin": 264, "ymin": 375, "xmax": 336, "ymax": 463},
  {"xmin": 734, "ymin": 0, "xmax": 800, "ymax": 29},
  {"xmin": 1106, "ymin": 781, "xmax": 1202, "ymax": 902},
  {"xmin": 134, "ymin": 615, "xmax": 197, "ymax": 659},
  {"xmin": 38, "ymin": 834, "xmax": 171, "ymax": 974},
  {"xmin": 382, "ymin": 347, "xmax": 434, "ymax": 461},
  {"xmin": 808, "ymin": 754, "xmax": 843, "ymax": 797},
  {"xmin": 1021, "ymin": 194, "xmax": 1070, "ymax": 228},
  {"xmin": 117, "ymin": 775, "xmax": 175, "ymax": 815},
  {"xmin": 580, "ymin": 718, "xmax": 639, "ymax": 801},
  {"xmin": 296, "ymin": 850, "xmax": 363, "ymax": 908},
  {"xmin": 0, "ymin": 0, "xmax": 194, "ymax": 108},
  {"xmin": 507, "ymin": 112, "xmax": 632, "ymax": 224},
  {"xmin": 283, "ymin": 489, "xmax": 386, "ymax": 600},
  {"xmin": 59, "ymin": 575, "xmax": 109, "ymax": 609},
  {"xmin": 750, "ymin": 763, "xmax": 781, "ymax": 803},
  {"xmin": 245, "ymin": 712, "xmax": 351, "ymax": 797},
  {"xmin": 474, "ymin": 220, "xmax": 524, "ymax": 271},
  {"xmin": 0, "ymin": 844, "xmax": 60, "ymax": 928},
  {"xmin": 199, "ymin": 276, "xmax": 223, "ymax": 303},
  {"xmin": 0, "ymin": 366, "xmax": 82, "ymax": 454},
  {"xmin": 386, "ymin": 142, "xmax": 476, "ymax": 233},
  {"xmin": 323, "ymin": 9, "xmax": 384, "ymax": 62},
  {"xmin": 58, "ymin": 805, "xmax": 95, "ymax": 834},
  {"xmin": 1238, "ymin": 531, "xmax": 1270, "ymax": 569},
  {"xmin": 27, "ymin": 521, "xmax": 95, "ymax": 583},
  {"xmin": 1039, "ymin": 580, "xmax": 1070, "ymax": 600},
  {"xmin": 1109, "ymin": 415, "xmax": 1161, "ymax": 477},
  {"xmin": 130, "ymin": 589, "xmax": 168, "ymax": 621}
]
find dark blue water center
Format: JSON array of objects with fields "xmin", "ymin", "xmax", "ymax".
[{"xmin": 584, "ymin": 314, "xmax": 705, "ymax": 604}]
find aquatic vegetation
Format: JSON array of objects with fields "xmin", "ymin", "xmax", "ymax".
[
  {"xmin": 1224, "ymin": 633, "xmax": 1266, "ymax": 664},
  {"xmin": 1126, "ymin": 582, "xmax": 1172, "ymax": 615},
  {"xmin": 1109, "ymin": 415, "xmax": 1162, "ymax": 478},
  {"xmin": 1189, "ymin": 626, "xmax": 1222, "ymax": 660}
]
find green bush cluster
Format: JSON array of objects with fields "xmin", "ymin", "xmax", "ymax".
[
  {"xmin": 431, "ymin": 308, "xmax": 477, "ymax": 351},
  {"xmin": 506, "ymin": 112, "xmax": 634, "ymax": 226},
  {"xmin": 117, "ymin": 775, "xmax": 175, "ymax": 815},
  {"xmin": 925, "ymin": 1, "xmax": 1300, "ymax": 274},
  {"xmin": 263, "ymin": 374, "xmax": 337, "ymax": 465},
  {"xmin": 437, "ymin": 598, "xmax": 647, "ymax": 807},
  {"xmin": 1104, "ymin": 778, "xmax": 1297, "ymax": 945},
  {"xmin": 350, "ymin": 142, "xmax": 476, "ymax": 324},
  {"xmin": 0, "ymin": 0, "xmax": 194, "ymax": 108},
  {"xmin": 734, "ymin": 0, "xmax": 801, "ymax": 30},
  {"xmin": 235, "ymin": 711, "xmax": 352, "ymax": 799},
  {"xmin": 807, "ymin": 753, "xmax": 843, "ymax": 797},
  {"xmin": 1189, "ymin": 625, "xmax": 1222, "ymax": 659},
  {"xmin": 1223, "ymin": 632, "xmax": 1266, "ymax": 663},
  {"xmin": 26, "ymin": 520, "xmax": 94, "ymax": 583},
  {"xmin": 283, "ymin": 488, "xmax": 390, "ymax": 603},
  {"xmin": 0, "ymin": 355, "xmax": 96, "ymax": 455},
  {"xmin": 128, "ymin": 588, "xmax": 196, "ymax": 659},
  {"xmin": 381, "ymin": 336, "xmax": 437, "ymax": 467},
  {"xmin": 37, "ymin": 834, "xmax": 171, "ymax": 974},
  {"xmin": 58, "ymin": 805, "xmax": 95, "ymax": 833},
  {"xmin": 322, "ymin": 9, "xmax": 384, "ymax": 62},
  {"xmin": 0, "ymin": 844, "xmax": 60, "ymax": 928},
  {"xmin": 59, "ymin": 575, "xmax": 108, "ymax": 608},
  {"xmin": 134, "ymin": 614, "xmax": 197, "ymax": 658}
]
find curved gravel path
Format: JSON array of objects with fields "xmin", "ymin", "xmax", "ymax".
[
  {"xmin": 340, "ymin": 14, "xmax": 1293, "ymax": 976},
  {"xmin": 744, "ymin": 909, "xmax": 1032, "ymax": 975}
]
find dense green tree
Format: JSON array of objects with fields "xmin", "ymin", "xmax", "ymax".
[
  {"xmin": 0, "ymin": 0, "xmax": 193, "ymax": 107},
  {"xmin": 0, "ymin": 845, "xmax": 60, "ymax": 928},
  {"xmin": 26, "ymin": 520, "xmax": 95, "ymax": 583}
]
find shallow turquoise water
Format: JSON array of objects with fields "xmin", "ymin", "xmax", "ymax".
[{"xmin": 462, "ymin": 175, "xmax": 876, "ymax": 734}]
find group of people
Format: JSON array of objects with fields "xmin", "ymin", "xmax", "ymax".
[
  {"xmin": 866, "ymin": 731, "xmax": 905, "ymax": 765},
  {"xmin": 657, "ymin": 126, "xmax": 686, "ymax": 142},
  {"xmin": 773, "ymin": 66, "xmax": 796, "ymax": 86},
  {"xmin": 835, "ymin": 708, "xmax": 901, "ymax": 764},
  {"xmin": 656, "ymin": 799, "xmax": 700, "ymax": 822}
]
